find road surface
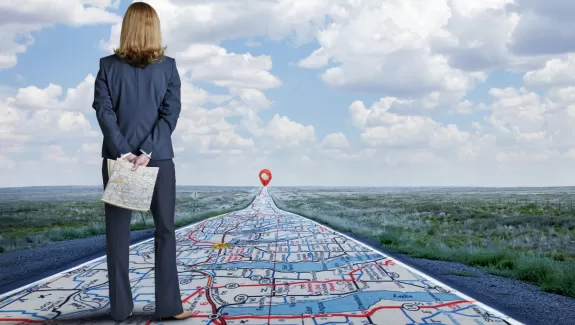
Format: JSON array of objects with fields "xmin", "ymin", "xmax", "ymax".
[{"xmin": 0, "ymin": 188, "xmax": 523, "ymax": 324}]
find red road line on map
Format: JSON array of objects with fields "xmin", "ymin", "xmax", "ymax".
[
  {"xmin": 349, "ymin": 266, "xmax": 365, "ymax": 281},
  {"xmin": 195, "ymin": 211, "xmax": 263, "ymax": 325},
  {"xmin": 107, "ymin": 298, "xmax": 479, "ymax": 325},
  {"xmin": 0, "ymin": 299, "xmax": 475, "ymax": 323},
  {"xmin": 182, "ymin": 288, "xmax": 204, "ymax": 303},
  {"xmin": 205, "ymin": 279, "xmax": 218, "ymax": 315},
  {"xmin": 216, "ymin": 217, "xmax": 255, "ymax": 255},
  {"xmin": 348, "ymin": 263, "xmax": 391, "ymax": 281},
  {"xmin": 188, "ymin": 219, "xmax": 212, "ymax": 244},
  {"xmin": 182, "ymin": 210, "xmax": 264, "ymax": 325}
]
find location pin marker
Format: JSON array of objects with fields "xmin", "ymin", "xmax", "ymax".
[{"xmin": 259, "ymin": 169, "xmax": 272, "ymax": 186}]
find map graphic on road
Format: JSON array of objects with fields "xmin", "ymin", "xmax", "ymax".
[
  {"xmin": 101, "ymin": 159, "xmax": 159, "ymax": 212},
  {"xmin": 0, "ymin": 188, "xmax": 523, "ymax": 324}
]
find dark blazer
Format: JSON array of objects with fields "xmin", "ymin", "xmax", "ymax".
[{"xmin": 92, "ymin": 54, "xmax": 181, "ymax": 160}]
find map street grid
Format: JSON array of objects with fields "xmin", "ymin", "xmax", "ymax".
[
  {"xmin": 0, "ymin": 188, "xmax": 524, "ymax": 325},
  {"xmin": 101, "ymin": 159, "xmax": 159, "ymax": 212}
]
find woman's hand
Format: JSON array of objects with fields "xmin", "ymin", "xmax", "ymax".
[
  {"xmin": 131, "ymin": 154, "xmax": 151, "ymax": 170},
  {"xmin": 123, "ymin": 153, "xmax": 138, "ymax": 163}
]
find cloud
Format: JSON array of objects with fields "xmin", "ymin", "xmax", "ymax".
[
  {"xmin": 350, "ymin": 98, "xmax": 470, "ymax": 147},
  {"xmin": 6, "ymin": 75, "xmax": 95, "ymax": 112},
  {"xmin": 298, "ymin": 47, "xmax": 329, "ymax": 69},
  {"xmin": 349, "ymin": 98, "xmax": 484, "ymax": 163},
  {"xmin": 482, "ymin": 85, "xmax": 575, "ymax": 152},
  {"xmin": 0, "ymin": 0, "xmax": 120, "ymax": 68},
  {"xmin": 7, "ymin": 0, "xmax": 575, "ymax": 187},
  {"xmin": 452, "ymin": 100, "xmax": 474, "ymax": 115},
  {"xmin": 523, "ymin": 54, "xmax": 575, "ymax": 89},
  {"xmin": 100, "ymin": 0, "xmax": 334, "ymax": 52},
  {"xmin": 298, "ymin": 0, "xmax": 476, "ymax": 97},
  {"xmin": 346, "ymin": 82, "xmax": 575, "ymax": 166},
  {"xmin": 321, "ymin": 132, "xmax": 350, "ymax": 149},
  {"xmin": 176, "ymin": 44, "xmax": 281, "ymax": 89},
  {"xmin": 0, "ymin": 77, "xmax": 99, "ymax": 147},
  {"xmin": 42, "ymin": 145, "xmax": 79, "ymax": 164},
  {"xmin": 262, "ymin": 114, "xmax": 316, "ymax": 149},
  {"xmin": 507, "ymin": 0, "xmax": 575, "ymax": 56}
]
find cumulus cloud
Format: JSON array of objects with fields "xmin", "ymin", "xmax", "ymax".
[
  {"xmin": 261, "ymin": 114, "xmax": 316, "ymax": 149},
  {"xmin": 523, "ymin": 54, "xmax": 575, "ymax": 89},
  {"xmin": 100, "ymin": 0, "xmax": 334, "ymax": 52},
  {"xmin": 0, "ymin": 76, "xmax": 99, "ymax": 151},
  {"xmin": 353, "ymin": 99, "xmax": 469, "ymax": 154},
  {"xmin": 6, "ymin": 0, "xmax": 575, "ymax": 186},
  {"xmin": 296, "ymin": 0, "xmax": 488, "ymax": 100},
  {"xmin": 176, "ymin": 44, "xmax": 281, "ymax": 89},
  {"xmin": 321, "ymin": 132, "xmax": 350, "ymax": 149},
  {"xmin": 507, "ymin": 0, "xmax": 575, "ymax": 56},
  {"xmin": 6, "ymin": 75, "xmax": 95, "ymax": 112},
  {"xmin": 350, "ymin": 98, "xmax": 488, "ymax": 163},
  {"xmin": 0, "ymin": 0, "xmax": 120, "ymax": 68}
]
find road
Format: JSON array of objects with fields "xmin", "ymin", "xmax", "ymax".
[{"xmin": 0, "ymin": 188, "xmax": 523, "ymax": 324}]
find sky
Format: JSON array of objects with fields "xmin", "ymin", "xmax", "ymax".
[{"xmin": 1, "ymin": 0, "xmax": 575, "ymax": 187}]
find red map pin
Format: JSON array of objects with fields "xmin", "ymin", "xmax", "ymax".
[{"xmin": 259, "ymin": 169, "xmax": 272, "ymax": 186}]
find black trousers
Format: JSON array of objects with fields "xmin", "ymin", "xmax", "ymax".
[{"xmin": 102, "ymin": 158, "xmax": 184, "ymax": 321}]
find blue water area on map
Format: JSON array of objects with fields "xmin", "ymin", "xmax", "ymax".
[
  {"xmin": 197, "ymin": 254, "xmax": 383, "ymax": 271},
  {"xmin": 221, "ymin": 290, "xmax": 461, "ymax": 316}
]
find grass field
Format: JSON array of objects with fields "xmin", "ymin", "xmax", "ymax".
[
  {"xmin": 268, "ymin": 186, "xmax": 575, "ymax": 299},
  {"xmin": 0, "ymin": 186, "xmax": 258, "ymax": 253}
]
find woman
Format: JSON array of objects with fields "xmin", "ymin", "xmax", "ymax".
[{"xmin": 92, "ymin": 2, "xmax": 192, "ymax": 322}]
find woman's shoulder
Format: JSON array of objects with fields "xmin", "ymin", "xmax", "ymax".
[
  {"xmin": 99, "ymin": 54, "xmax": 122, "ymax": 66},
  {"xmin": 153, "ymin": 55, "xmax": 176, "ymax": 70},
  {"xmin": 160, "ymin": 55, "xmax": 175, "ymax": 63},
  {"xmin": 99, "ymin": 54, "xmax": 175, "ymax": 69}
]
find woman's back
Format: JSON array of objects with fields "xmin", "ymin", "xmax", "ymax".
[
  {"xmin": 93, "ymin": 3, "xmax": 189, "ymax": 321},
  {"xmin": 95, "ymin": 54, "xmax": 180, "ymax": 160}
]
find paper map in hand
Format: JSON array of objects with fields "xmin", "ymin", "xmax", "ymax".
[{"xmin": 101, "ymin": 159, "xmax": 159, "ymax": 211}]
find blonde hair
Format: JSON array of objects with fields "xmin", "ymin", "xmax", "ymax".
[{"xmin": 114, "ymin": 2, "xmax": 165, "ymax": 68}]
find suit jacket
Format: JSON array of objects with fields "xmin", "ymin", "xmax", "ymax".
[{"xmin": 92, "ymin": 54, "xmax": 181, "ymax": 160}]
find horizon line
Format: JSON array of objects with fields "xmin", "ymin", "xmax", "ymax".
[{"xmin": 2, "ymin": 184, "xmax": 575, "ymax": 189}]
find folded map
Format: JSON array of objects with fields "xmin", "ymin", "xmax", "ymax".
[{"xmin": 101, "ymin": 159, "xmax": 159, "ymax": 211}]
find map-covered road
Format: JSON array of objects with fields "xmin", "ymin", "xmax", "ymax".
[{"xmin": 0, "ymin": 188, "xmax": 523, "ymax": 324}]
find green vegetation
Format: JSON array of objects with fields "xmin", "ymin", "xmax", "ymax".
[
  {"xmin": 0, "ymin": 186, "xmax": 258, "ymax": 253},
  {"xmin": 268, "ymin": 187, "xmax": 575, "ymax": 299}
]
